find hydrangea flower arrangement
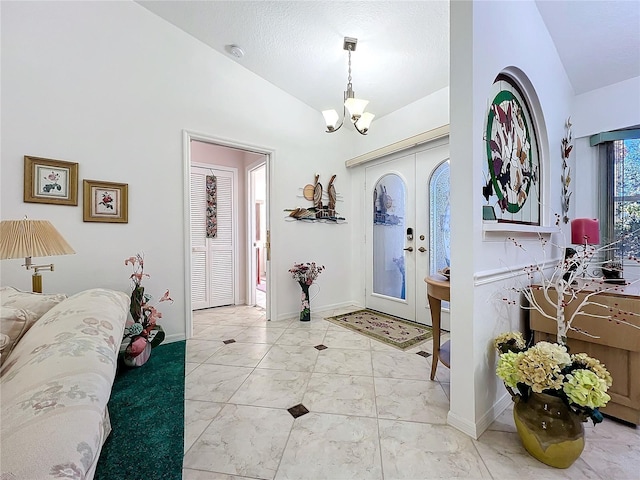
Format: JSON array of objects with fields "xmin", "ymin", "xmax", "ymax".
[{"xmin": 495, "ymin": 332, "xmax": 612, "ymax": 424}]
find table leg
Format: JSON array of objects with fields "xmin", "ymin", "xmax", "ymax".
[{"xmin": 428, "ymin": 294, "xmax": 441, "ymax": 381}]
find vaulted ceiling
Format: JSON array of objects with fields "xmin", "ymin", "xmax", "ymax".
[{"xmin": 137, "ymin": 1, "xmax": 639, "ymax": 120}]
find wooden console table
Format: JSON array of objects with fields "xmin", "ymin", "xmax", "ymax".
[
  {"xmin": 424, "ymin": 275, "xmax": 450, "ymax": 381},
  {"xmin": 529, "ymin": 282, "xmax": 640, "ymax": 425}
]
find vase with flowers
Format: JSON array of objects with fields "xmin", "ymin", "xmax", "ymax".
[
  {"xmin": 289, "ymin": 262, "xmax": 324, "ymax": 321},
  {"xmin": 494, "ymin": 332, "xmax": 612, "ymax": 468},
  {"xmin": 495, "ymin": 216, "xmax": 640, "ymax": 467},
  {"xmin": 122, "ymin": 254, "xmax": 173, "ymax": 367}
]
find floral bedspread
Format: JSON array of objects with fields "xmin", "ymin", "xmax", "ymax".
[{"xmin": 1, "ymin": 289, "xmax": 128, "ymax": 480}]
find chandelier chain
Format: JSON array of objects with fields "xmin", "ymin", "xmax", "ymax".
[{"xmin": 347, "ymin": 48, "xmax": 352, "ymax": 85}]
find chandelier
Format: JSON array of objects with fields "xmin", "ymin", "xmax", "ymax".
[{"xmin": 322, "ymin": 37, "xmax": 375, "ymax": 135}]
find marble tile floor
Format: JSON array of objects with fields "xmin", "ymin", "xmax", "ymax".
[{"xmin": 183, "ymin": 305, "xmax": 640, "ymax": 480}]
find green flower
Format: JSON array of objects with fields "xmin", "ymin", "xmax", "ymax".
[
  {"xmin": 563, "ymin": 369, "xmax": 611, "ymax": 409},
  {"xmin": 496, "ymin": 351, "xmax": 522, "ymax": 388},
  {"xmin": 571, "ymin": 353, "xmax": 613, "ymax": 387}
]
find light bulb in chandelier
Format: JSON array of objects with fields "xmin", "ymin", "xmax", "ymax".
[{"xmin": 323, "ymin": 37, "xmax": 374, "ymax": 135}]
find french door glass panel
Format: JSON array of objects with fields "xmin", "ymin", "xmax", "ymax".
[
  {"xmin": 373, "ymin": 174, "xmax": 407, "ymax": 299},
  {"xmin": 429, "ymin": 161, "xmax": 451, "ymax": 275},
  {"xmin": 365, "ymin": 143, "xmax": 450, "ymax": 327}
]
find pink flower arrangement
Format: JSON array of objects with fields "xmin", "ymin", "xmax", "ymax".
[
  {"xmin": 289, "ymin": 262, "xmax": 325, "ymax": 285},
  {"xmin": 123, "ymin": 254, "xmax": 173, "ymax": 359}
]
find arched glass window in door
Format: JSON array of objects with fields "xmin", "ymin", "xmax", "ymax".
[
  {"xmin": 429, "ymin": 161, "xmax": 450, "ymax": 275},
  {"xmin": 373, "ymin": 174, "xmax": 406, "ymax": 299}
]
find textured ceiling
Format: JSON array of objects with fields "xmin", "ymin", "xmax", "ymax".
[
  {"xmin": 137, "ymin": 1, "xmax": 639, "ymax": 119},
  {"xmin": 136, "ymin": 1, "xmax": 449, "ymax": 119},
  {"xmin": 535, "ymin": 0, "xmax": 640, "ymax": 95}
]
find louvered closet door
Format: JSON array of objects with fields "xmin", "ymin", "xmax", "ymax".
[{"xmin": 190, "ymin": 166, "xmax": 236, "ymax": 309}]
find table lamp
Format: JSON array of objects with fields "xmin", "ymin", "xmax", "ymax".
[
  {"xmin": 570, "ymin": 218, "xmax": 599, "ymax": 278},
  {"xmin": 0, "ymin": 219, "xmax": 75, "ymax": 293}
]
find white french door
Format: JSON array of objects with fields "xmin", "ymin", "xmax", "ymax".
[
  {"xmin": 365, "ymin": 142, "xmax": 450, "ymax": 327},
  {"xmin": 190, "ymin": 165, "xmax": 237, "ymax": 309}
]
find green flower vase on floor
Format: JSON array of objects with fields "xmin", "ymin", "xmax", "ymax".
[
  {"xmin": 513, "ymin": 392, "xmax": 585, "ymax": 469},
  {"xmin": 299, "ymin": 282, "xmax": 311, "ymax": 321}
]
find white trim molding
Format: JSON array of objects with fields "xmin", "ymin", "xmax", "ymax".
[
  {"xmin": 474, "ymin": 257, "xmax": 562, "ymax": 286},
  {"xmin": 345, "ymin": 125, "xmax": 449, "ymax": 168}
]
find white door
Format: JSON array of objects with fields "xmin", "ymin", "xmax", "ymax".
[
  {"xmin": 365, "ymin": 142, "xmax": 450, "ymax": 327},
  {"xmin": 190, "ymin": 165, "xmax": 237, "ymax": 309}
]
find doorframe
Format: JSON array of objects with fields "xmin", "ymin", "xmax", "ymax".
[
  {"xmin": 361, "ymin": 137, "xmax": 450, "ymax": 325},
  {"xmin": 182, "ymin": 130, "xmax": 274, "ymax": 340},
  {"xmin": 246, "ymin": 159, "xmax": 267, "ymax": 307}
]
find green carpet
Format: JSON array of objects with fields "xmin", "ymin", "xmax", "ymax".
[{"xmin": 95, "ymin": 341, "xmax": 185, "ymax": 480}]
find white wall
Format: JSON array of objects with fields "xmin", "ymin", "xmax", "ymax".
[
  {"xmin": 347, "ymin": 87, "xmax": 450, "ymax": 160},
  {"xmin": 0, "ymin": 1, "xmax": 353, "ymax": 341},
  {"xmin": 571, "ymin": 76, "xmax": 640, "ymax": 221},
  {"xmin": 449, "ymin": 0, "xmax": 574, "ymax": 437},
  {"xmin": 572, "ymin": 76, "xmax": 640, "ymax": 139}
]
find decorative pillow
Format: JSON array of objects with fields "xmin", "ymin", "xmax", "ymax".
[
  {"xmin": 0, "ymin": 286, "xmax": 67, "ymax": 320},
  {"xmin": 0, "ymin": 306, "xmax": 38, "ymax": 365}
]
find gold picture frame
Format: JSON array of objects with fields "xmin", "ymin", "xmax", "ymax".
[
  {"xmin": 24, "ymin": 156, "xmax": 79, "ymax": 205},
  {"xmin": 83, "ymin": 180, "xmax": 128, "ymax": 223}
]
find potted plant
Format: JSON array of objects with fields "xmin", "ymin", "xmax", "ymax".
[
  {"xmin": 494, "ymin": 332, "xmax": 611, "ymax": 468},
  {"xmin": 122, "ymin": 253, "xmax": 173, "ymax": 366},
  {"xmin": 495, "ymin": 232, "xmax": 639, "ymax": 468}
]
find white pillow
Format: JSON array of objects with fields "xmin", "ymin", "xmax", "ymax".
[
  {"xmin": 0, "ymin": 306, "xmax": 38, "ymax": 365},
  {"xmin": 0, "ymin": 286, "xmax": 67, "ymax": 320}
]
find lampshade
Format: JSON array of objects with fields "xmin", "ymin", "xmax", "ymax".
[
  {"xmin": 355, "ymin": 112, "xmax": 375, "ymax": 133},
  {"xmin": 322, "ymin": 109, "xmax": 340, "ymax": 131},
  {"xmin": 0, "ymin": 219, "xmax": 75, "ymax": 259},
  {"xmin": 571, "ymin": 218, "xmax": 600, "ymax": 245},
  {"xmin": 344, "ymin": 97, "xmax": 369, "ymax": 120}
]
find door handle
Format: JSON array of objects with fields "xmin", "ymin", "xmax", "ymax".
[
  {"xmin": 403, "ymin": 246, "xmax": 414, "ymax": 252},
  {"xmin": 418, "ymin": 246, "xmax": 427, "ymax": 253}
]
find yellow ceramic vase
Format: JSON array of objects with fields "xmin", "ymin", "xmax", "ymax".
[{"xmin": 513, "ymin": 392, "xmax": 585, "ymax": 469}]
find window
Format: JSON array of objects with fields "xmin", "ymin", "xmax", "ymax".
[
  {"xmin": 599, "ymin": 136, "xmax": 640, "ymax": 263},
  {"xmin": 429, "ymin": 161, "xmax": 450, "ymax": 275},
  {"xmin": 610, "ymin": 138, "xmax": 640, "ymax": 260}
]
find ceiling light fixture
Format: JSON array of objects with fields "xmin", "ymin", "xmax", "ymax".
[{"xmin": 322, "ymin": 37, "xmax": 375, "ymax": 135}]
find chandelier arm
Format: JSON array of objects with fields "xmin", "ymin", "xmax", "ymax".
[
  {"xmin": 326, "ymin": 121, "xmax": 344, "ymax": 133},
  {"xmin": 353, "ymin": 121, "xmax": 368, "ymax": 136}
]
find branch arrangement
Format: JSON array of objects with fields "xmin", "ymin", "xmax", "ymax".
[{"xmin": 505, "ymin": 231, "xmax": 640, "ymax": 344}]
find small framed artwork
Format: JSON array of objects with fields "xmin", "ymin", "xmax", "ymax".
[
  {"xmin": 24, "ymin": 156, "xmax": 79, "ymax": 205},
  {"xmin": 83, "ymin": 180, "xmax": 128, "ymax": 223}
]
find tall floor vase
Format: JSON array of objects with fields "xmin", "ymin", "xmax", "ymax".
[{"xmin": 299, "ymin": 282, "xmax": 311, "ymax": 321}]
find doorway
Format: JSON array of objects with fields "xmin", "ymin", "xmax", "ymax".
[
  {"xmin": 183, "ymin": 131, "xmax": 272, "ymax": 340},
  {"xmin": 248, "ymin": 162, "xmax": 267, "ymax": 309},
  {"xmin": 364, "ymin": 140, "xmax": 450, "ymax": 328}
]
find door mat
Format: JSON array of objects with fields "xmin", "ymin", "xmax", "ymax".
[{"xmin": 325, "ymin": 309, "xmax": 433, "ymax": 351}]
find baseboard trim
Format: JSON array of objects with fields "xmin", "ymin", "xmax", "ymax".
[
  {"xmin": 447, "ymin": 411, "xmax": 480, "ymax": 439},
  {"xmin": 164, "ymin": 333, "xmax": 186, "ymax": 344},
  {"xmin": 275, "ymin": 301, "xmax": 363, "ymax": 321},
  {"xmin": 447, "ymin": 391, "xmax": 513, "ymax": 440},
  {"xmin": 477, "ymin": 391, "xmax": 513, "ymax": 434}
]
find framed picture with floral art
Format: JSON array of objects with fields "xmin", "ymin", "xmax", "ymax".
[
  {"xmin": 83, "ymin": 179, "xmax": 128, "ymax": 223},
  {"xmin": 24, "ymin": 156, "xmax": 79, "ymax": 205}
]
